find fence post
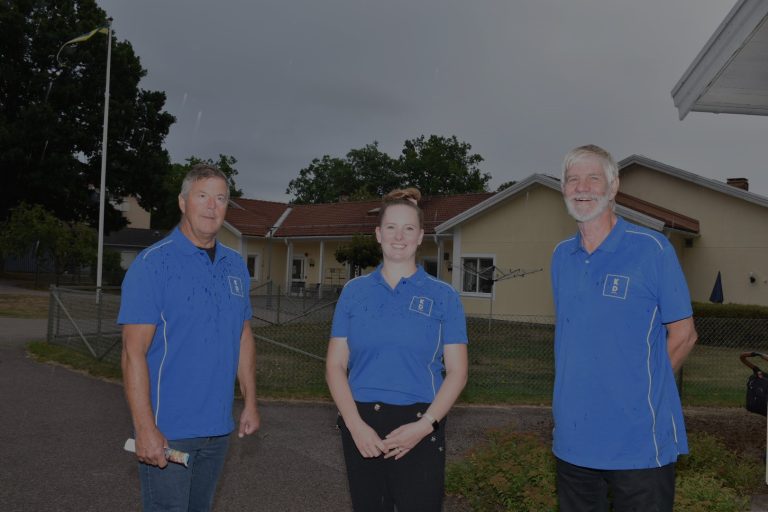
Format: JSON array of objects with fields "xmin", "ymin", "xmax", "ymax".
[
  {"xmin": 96, "ymin": 288, "xmax": 103, "ymax": 347},
  {"xmin": 53, "ymin": 286, "xmax": 61, "ymax": 340},
  {"xmin": 47, "ymin": 285, "xmax": 56, "ymax": 343},
  {"xmin": 276, "ymin": 285, "xmax": 281, "ymax": 325}
]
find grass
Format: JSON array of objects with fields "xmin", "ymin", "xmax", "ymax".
[
  {"xmin": 680, "ymin": 344, "xmax": 750, "ymax": 406},
  {"xmin": 0, "ymin": 294, "xmax": 49, "ymax": 318},
  {"xmin": 31, "ymin": 314, "xmax": 764, "ymax": 406},
  {"xmin": 27, "ymin": 340, "xmax": 122, "ymax": 381}
]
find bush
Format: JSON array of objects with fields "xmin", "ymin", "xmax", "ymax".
[
  {"xmin": 675, "ymin": 474, "xmax": 748, "ymax": 512},
  {"xmin": 446, "ymin": 432, "xmax": 556, "ymax": 511},
  {"xmin": 693, "ymin": 301, "xmax": 768, "ymax": 319},
  {"xmin": 677, "ymin": 432, "xmax": 763, "ymax": 497},
  {"xmin": 446, "ymin": 430, "xmax": 756, "ymax": 512}
]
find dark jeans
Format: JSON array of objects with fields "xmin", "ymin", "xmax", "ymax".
[
  {"xmin": 338, "ymin": 402, "xmax": 446, "ymax": 512},
  {"xmin": 556, "ymin": 457, "xmax": 675, "ymax": 512},
  {"xmin": 138, "ymin": 434, "xmax": 230, "ymax": 512}
]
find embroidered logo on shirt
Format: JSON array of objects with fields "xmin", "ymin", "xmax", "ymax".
[
  {"xmin": 409, "ymin": 296, "xmax": 433, "ymax": 316},
  {"xmin": 602, "ymin": 274, "xmax": 629, "ymax": 300},
  {"xmin": 228, "ymin": 276, "xmax": 244, "ymax": 297}
]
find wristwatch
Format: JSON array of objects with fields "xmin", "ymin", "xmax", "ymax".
[{"xmin": 423, "ymin": 413, "xmax": 439, "ymax": 432}]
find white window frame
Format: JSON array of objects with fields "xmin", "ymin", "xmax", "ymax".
[{"xmin": 460, "ymin": 254, "xmax": 495, "ymax": 297}]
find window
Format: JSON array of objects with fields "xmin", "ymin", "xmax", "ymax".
[
  {"xmin": 247, "ymin": 254, "xmax": 260, "ymax": 280},
  {"xmin": 461, "ymin": 257, "xmax": 494, "ymax": 294}
]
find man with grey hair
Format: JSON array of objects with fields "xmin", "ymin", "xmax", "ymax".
[
  {"xmin": 550, "ymin": 144, "xmax": 697, "ymax": 511},
  {"xmin": 119, "ymin": 163, "xmax": 259, "ymax": 511}
]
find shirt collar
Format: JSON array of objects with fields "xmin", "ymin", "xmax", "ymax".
[
  {"xmin": 571, "ymin": 216, "xmax": 627, "ymax": 255},
  {"xmin": 371, "ymin": 265, "xmax": 427, "ymax": 289},
  {"xmin": 172, "ymin": 226, "xmax": 226, "ymax": 261}
]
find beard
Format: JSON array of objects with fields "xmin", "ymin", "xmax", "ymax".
[{"xmin": 565, "ymin": 193, "xmax": 612, "ymax": 223}]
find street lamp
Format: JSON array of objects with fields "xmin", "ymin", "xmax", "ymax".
[{"xmin": 56, "ymin": 19, "xmax": 112, "ymax": 301}]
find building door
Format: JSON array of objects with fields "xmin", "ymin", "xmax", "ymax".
[
  {"xmin": 422, "ymin": 258, "xmax": 438, "ymax": 277},
  {"xmin": 291, "ymin": 257, "xmax": 306, "ymax": 295}
]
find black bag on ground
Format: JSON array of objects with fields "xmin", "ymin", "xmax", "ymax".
[{"xmin": 746, "ymin": 369, "xmax": 768, "ymax": 416}]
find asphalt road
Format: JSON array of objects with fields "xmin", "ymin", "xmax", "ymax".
[{"xmin": 0, "ymin": 308, "xmax": 548, "ymax": 512}]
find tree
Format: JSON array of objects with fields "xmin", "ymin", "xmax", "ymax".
[
  {"xmin": 286, "ymin": 155, "xmax": 355, "ymax": 204},
  {"xmin": 496, "ymin": 180, "xmax": 517, "ymax": 192},
  {"xmin": 398, "ymin": 135, "xmax": 490, "ymax": 196},
  {"xmin": 286, "ymin": 136, "xmax": 490, "ymax": 204},
  {"xmin": 344, "ymin": 142, "xmax": 401, "ymax": 200},
  {"xmin": 334, "ymin": 235, "xmax": 382, "ymax": 277},
  {"xmin": 0, "ymin": 1, "xmax": 175, "ymax": 233},
  {"xmin": 0, "ymin": 202, "xmax": 97, "ymax": 284},
  {"xmin": 150, "ymin": 154, "xmax": 242, "ymax": 230}
]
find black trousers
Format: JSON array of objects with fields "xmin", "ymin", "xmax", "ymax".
[
  {"xmin": 556, "ymin": 457, "xmax": 676, "ymax": 512},
  {"xmin": 338, "ymin": 402, "xmax": 446, "ymax": 512}
]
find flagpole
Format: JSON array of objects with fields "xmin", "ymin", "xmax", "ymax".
[{"xmin": 96, "ymin": 18, "xmax": 112, "ymax": 302}]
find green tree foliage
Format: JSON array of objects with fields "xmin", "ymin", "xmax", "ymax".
[
  {"xmin": 150, "ymin": 154, "xmax": 242, "ymax": 230},
  {"xmin": 286, "ymin": 136, "xmax": 489, "ymax": 204},
  {"xmin": 496, "ymin": 180, "xmax": 517, "ymax": 192},
  {"xmin": 0, "ymin": 1, "xmax": 175, "ymax": 232},
  {"xmin": 286, "ymin": 155, "xmax": 355, "ymax": 205},
  {"xmin": 334, "ymin": 235, "xmax": 382, "ymax": 276},
  {"xmin": 286, "ymin": 142, "xmax": 399, "ymax": 204},
  {"xmin": 0, "ymin": 202, "xmax": 97, "ymax": 283},
  {"xmin": 398, "ymin": 135, "xmax": 489, "ymax": 196},
  {"xmin": 345, "ymin": 143, "xmax": 401, "ymax": 200}
]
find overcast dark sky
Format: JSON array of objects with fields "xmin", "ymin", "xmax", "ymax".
[{"xmin": 97, "ymin": 0, "xmax": 768, "ymax": 201}]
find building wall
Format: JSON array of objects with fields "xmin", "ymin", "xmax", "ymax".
[
  {"xmin": 245, "ymin": 238, "xmax": 286, "ymax": 290},
  {"xmin": 620, "ymin": 165, "xmax": 768, "ymax": 306},
  {"xmin": 452, "ymin": 185, "xmax": 573, "ymax": 317},
  {"xmin": 115, "ymin": 197, "xmax": 151, "ymax": 229}
]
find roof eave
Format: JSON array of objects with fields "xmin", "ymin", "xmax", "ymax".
[
  {"xmin": 671, "ymin": 0, "xmax": 768, "ymax": 120},
  {"xmin": 619, "ymin": 154, "xmax": 768, "ymax": 208},
  {"xmin": 614, "ymin": 206, "xmax": 666, "ymax": 232},
  {"xmin": 223, "ymin": 220, "xmax": 242, "ymax": 237}
]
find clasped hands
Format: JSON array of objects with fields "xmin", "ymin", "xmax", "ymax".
[{"xmin": 351, "ymin": 418, "xmax": 433, "ymax": 461}]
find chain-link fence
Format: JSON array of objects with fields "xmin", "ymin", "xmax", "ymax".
[
  {"xmin": 46, "ymin": 286, "xmax": 767, "ymax": 406},
  {"xmin": 47, "ymin": 286, "xmax": 123, "ymax": 364},
  {"xmin": 682, "ymin": 317, "xmax": 768, "ymax": 406}
]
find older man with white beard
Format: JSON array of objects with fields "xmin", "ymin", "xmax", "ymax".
[{"xmin": 550, "ymin": 145, "xmax": 698, "ymax": 512}]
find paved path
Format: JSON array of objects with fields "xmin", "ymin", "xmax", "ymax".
[
  {"xmin": 0, "ymin": 312, "xmax": 546, "ymax": 511},
  {"xmin": 9, "ymin": 283, "xmax": 761, "ymax": 511}
]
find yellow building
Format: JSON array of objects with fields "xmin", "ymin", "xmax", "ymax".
[{"xmin": 221, "ymin": 158, "xmax": 768, "ymax": 315}]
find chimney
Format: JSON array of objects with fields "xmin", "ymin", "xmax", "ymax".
[{"xmin": 727, "ymin": 178, "xmax": 749, "ymax": 191}]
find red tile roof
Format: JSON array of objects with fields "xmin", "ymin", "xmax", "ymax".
[
  {"xmin": 225, "ymin": 193, "xmax": 495, "ymax": 238},
  {"xmin": 227, "ymin": 198, "xmax": 291, "ymax": 237},
  {"xmin": 616, "ymin": 192, "xmax": 700, "ymax": 234}
]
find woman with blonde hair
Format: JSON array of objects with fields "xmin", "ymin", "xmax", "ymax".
[{"xmin": 326, "ymin": 187, "xmax": 469, "ymax": 511}]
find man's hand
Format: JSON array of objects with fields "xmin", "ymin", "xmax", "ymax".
[
  {"xmin": 135, "ymin": 426, "xmax": 168, "ymax": 468},
  {"xmin": 238, "ymin": 403, "xmax": 260, "ymax": 438}
]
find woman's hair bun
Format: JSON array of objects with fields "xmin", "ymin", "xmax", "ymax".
[{"xmin": 384, "ymin": 187, "xmax": 421, "ymax": 205}]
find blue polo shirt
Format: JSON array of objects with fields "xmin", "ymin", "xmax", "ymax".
[
  {"xmin": 331, "ymin": 266, "xmax": 468, "ymax": 405},
  {"xmin": 118, "ymin": 227, "xmax": 252, "ymax": 440},
  {"xmin": 551, "ymin": 217, "xmax": 692, "ymax": 470}
]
